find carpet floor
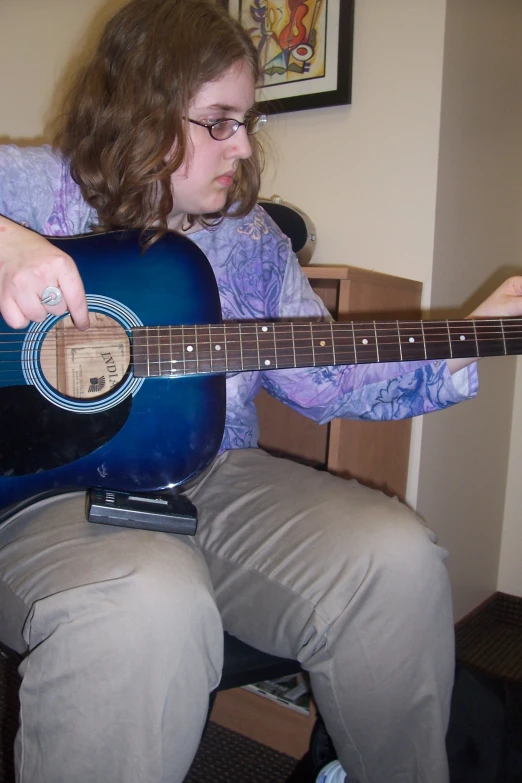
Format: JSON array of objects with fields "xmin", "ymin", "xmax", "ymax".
[{"xmin": 0, "ymin": 654, "xmax": 298, "ymax": 783}]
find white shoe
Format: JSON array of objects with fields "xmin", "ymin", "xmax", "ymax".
[{"xmin": 315, "ymin": 759, "xmax": 346, "ymax": 783}]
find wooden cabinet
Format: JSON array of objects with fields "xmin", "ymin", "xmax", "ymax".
[
  {"xmin": 211, "ymin": 685, "xmax": 317, "ymax": 759},
  {"xmin": 256, "ymin": 264, "xmax": 422, "ymax": 502},
  {"xmin": 211, "ymin": 265, "xmax": 422, "ymax": 756}
]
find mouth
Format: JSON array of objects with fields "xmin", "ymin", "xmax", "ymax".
[{"xmin": 216, "ymin": 171, "xmax": 236, "ymax": 187}]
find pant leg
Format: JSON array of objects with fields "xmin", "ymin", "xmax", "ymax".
[
  {"xmin": 0, "ymin": 492, "xmax": 223, "ymax": 783},
  {"xmin": 189, "ymin": 448, "xmax": 454, "ymax": 783}
]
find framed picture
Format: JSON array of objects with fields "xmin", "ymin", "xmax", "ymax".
[{"xmin": 227, "ymin": 0, "xmax": 354, "ymax": 115}]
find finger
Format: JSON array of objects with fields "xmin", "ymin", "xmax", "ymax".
[
  {"xmin": 4, "ymin": 288, "xmax": 55, "ymax": 325},
  {"xmin": 507, "ymin": 276, "xmax": 522, "ymax": 297},
  {"xmin": 55, "ymin": 266, "xmax": 90, "ymax": 330},
  {"xmin": 0, "ymin": 297, "xmax": 31, "ymax": 330}
]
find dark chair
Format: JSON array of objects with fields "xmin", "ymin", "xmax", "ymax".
[{"xmin": 219, "ymin": 632, "xmax": 303, "ymax": 691}]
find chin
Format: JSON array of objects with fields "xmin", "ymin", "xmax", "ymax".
[{"xmin": 202, "ymin": 197, "xmax": 228, "ymax": 215}]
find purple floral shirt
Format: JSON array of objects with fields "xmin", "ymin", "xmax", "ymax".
[{"xmin": 0, "ymin": 144, "xmax": 478, "ymax": 451}]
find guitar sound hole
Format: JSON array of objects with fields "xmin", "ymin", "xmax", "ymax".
[{"xmin": 41, "ymin": 312, "xmax": 131, "ymax": 399}]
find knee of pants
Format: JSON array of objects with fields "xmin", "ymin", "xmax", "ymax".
[
  {"xmin": 25, "ymin": 535, "xmax": 224, "ymax": 681},
  {"xmin": 315, "ymin": 492, "xmax": 451, "ymax": 625}
]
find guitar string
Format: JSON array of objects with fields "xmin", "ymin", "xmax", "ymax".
[
  {"xmin": 0, "ymin": 314, "xmax": 520, "ymax": 336},
  {"xmin": 0, "ymin": 343, "xmax": 519, "ymax": 381},
  {"xmin": 0, "ymin": 323, "xmax": 519, "ymax": 355},
  {"xmin": 0, "ymin": 318, "xmax": 520, "ymax": 344},
  {"xmin": 0, "ymin": 319, "xmax": 519, "ymax": 378},
  {"xmin": 0, "ymin": 329, "xmax": 519, "ymax": 376},
  {"xmin": 0, "ymin": 332, "xmax": 520, "ymax": 364}
]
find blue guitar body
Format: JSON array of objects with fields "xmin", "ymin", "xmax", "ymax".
[{"xmin": 0, "ymin": 230, "xmax": 226, "ymax": 517}]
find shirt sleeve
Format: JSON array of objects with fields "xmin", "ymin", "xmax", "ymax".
[
  {"xmin": 261, "ymin": 244, "xmax": 479, "ymax": 424},
  {"xmin": 0, "ymin": 145, "xmax": 62, "ymax": 231}
]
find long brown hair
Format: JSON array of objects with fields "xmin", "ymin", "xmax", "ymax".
[{"xmin": 54, "ymin": 0, "xmax": 263, "ymax": 234}]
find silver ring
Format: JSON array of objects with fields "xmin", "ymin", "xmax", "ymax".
[{"xmin": 40, "ymin": 286, "xmax": 63, "ymax": 306}]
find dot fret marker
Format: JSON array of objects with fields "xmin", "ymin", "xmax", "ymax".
[
  {"xmin": 409, "ymin": 337, "xmax": 415, "ymax": 343},
  {"xmin": 187, "ymin": 345, "xmax": 194, "ymax": 352}
]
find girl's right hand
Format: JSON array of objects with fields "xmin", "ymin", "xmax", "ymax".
[{"xmin": 0, "ymin": 216, "xmax": 90, "ymax": 330}]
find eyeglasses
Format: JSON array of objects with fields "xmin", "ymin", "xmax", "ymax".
[{"xmin": 186, "ymin": 112, "xmax": 267, "ymax": 141}]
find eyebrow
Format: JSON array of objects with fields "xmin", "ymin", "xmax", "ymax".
[{"xmin": 196, "ymin": 103, "xmax": 255, "ymax": 115}]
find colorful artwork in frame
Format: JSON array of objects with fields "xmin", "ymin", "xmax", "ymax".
[{"xmin": 227, "ymin": 0, "xmax": 354, "ymax": 114}]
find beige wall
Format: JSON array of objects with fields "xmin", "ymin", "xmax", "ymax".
[
  {"xmin": 416, "ymin": 0, "xmax": 522, "ymax": 619},
  {"xmin": 262, "ymin": 1, "xmax": 446, "ymax": 285},
  {"xmin": 0, "ymin": 0, "xmax": 126, "ymax": 141},
  {"xmin": 2, "ymin": 0, "xmax": 522, "ymax": 618},
  {"xmin": 500, "ymin": 360, "xmax": 522, "ymax": 597}
]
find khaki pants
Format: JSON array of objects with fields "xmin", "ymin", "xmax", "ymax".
[{"xmin": 0, "ymin": 448, "xmax": 453, "ymax": 783}]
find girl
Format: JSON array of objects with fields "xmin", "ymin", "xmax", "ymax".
[{"xmin": 1, "ymin": 1, "xmax": 521, "ymax": 781}]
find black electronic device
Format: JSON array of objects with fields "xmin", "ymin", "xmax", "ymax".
[
  {"xmin": 87, "ymin": 487, "xmax": 198, "ymax": 535},
  {"xmin": 258, "ymin": 195, "xmax": 316, "ymax": 266}
]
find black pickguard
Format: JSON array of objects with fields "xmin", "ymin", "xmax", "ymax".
[{"xmin": 0, "ymin": 387, "xmax": 131, "ymax": 476}]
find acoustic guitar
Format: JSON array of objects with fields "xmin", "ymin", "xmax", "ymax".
[{"xmin": 0, "ymin": 229, "xmax": 519, "ymax": 518}]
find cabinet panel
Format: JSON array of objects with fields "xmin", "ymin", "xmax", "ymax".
[
  {"xmin": 255, "ymin": 265, "xmax": 422, "ymax": 501},
  {"xmin": 211, "ymin": 688, "xmax": 316, "ymax": 759}
]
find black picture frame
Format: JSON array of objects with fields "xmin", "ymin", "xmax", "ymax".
[{"xmin": 228, "ymin": 0, "xmax": 354, "ymax": 115}]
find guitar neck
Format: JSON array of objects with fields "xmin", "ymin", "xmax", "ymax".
[{"xmin": 132, "ymin": 318, "xmax": 522, "ymax": 378}]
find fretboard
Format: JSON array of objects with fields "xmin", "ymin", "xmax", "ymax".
[{"xmin": 132, "ymin": 318, "xmax": 522, "ymax": 378}]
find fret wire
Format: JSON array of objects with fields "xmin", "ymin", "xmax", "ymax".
[
  {"xmin": 373, "ymin": 321, "xmax": 380, "ymax": 362},
  {"xmin": 330, "ymin": 322, "xmax": 336, "ymax": 364},
  {"xmin": 471, "ymin": 320, "xmax": 479, "ymax": 356},
  {"xmin": 420, "ymin": 321, "xmax": 427, "ymax": 360},
  {"xmin": 500, "ymin": 319, "xmax": 507, "ymax": 355},
  {"xmin": 146, "ymin": 328, "xmax": 151, "ymax": 376},
  {"xmin": 307, "ymin": 324, "xmax": 313, "ymax": 365},
  {"xmin": 396, "ymin": 321, "xmax": 403, "ymax": 361},
  {"xmin": 172, "ymin": 326, "xmax": 177, "ymax": 374},
  {"xmin": 446, "ymin": 321, "xmax": 453, "ymax": 358},
  {"xmin": 208, "ymin": 325, "xmax": 213, "ymax": 373},
  {"xmin": 189, "ymin": 326, "xmax": 195, "ymax": 374},
  {"xmin": 272, "ymin": 324, "xmax": 278, "ymax": 368},
  {"xmin": 291, "ymin": 322, "xmax": 296, "ymax": 366},
  {"xmin": 239, "ymin": 323, "xmax": 244, "ymax": 370},
  {"xmin": 255, "ymin": 324, "xmax": 261, "ymax": 369},
  {"xmin": 223, "ymin": 323, "xmax": 229, "ymax": 371},
  {"xmin": 351, "ymin": 323, "xmax": 357, "ymax": 363}
]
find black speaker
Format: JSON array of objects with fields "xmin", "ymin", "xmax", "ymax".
[{"xmin": 258, "ymin": 196, "xmax": 316, "ymax": 266}]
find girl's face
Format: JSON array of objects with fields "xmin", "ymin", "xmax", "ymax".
[{"xmin": 168, "ymin": 59, "xmax": 256, "ymax": 230}]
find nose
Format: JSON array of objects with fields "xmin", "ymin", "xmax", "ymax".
[{"xmin": 225, "ymin": 125, "xmax": 252, "ymax": 160}]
